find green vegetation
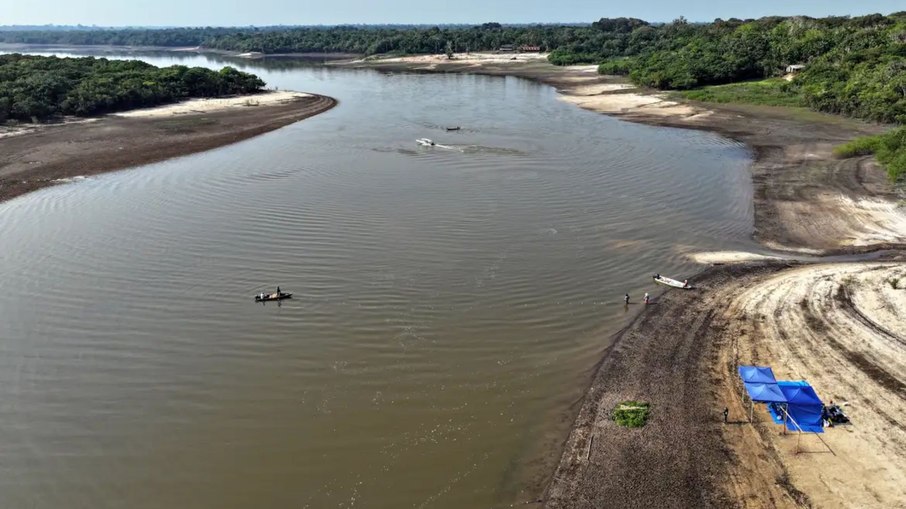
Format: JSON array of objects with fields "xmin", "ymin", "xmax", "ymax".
[
  {"xmin": 588, "ymin": 13, "xmax": 906, "ymax": 125},
  {"xmin": 677, "ymin": 79, "xmax": 806, "ymax": 108},
  {"xmin": 835, "ymin": 127, "xmax": 906, "ymax": 181},
  {"xmin": 597, "ymin": 57, "xmax": 634, "ymax": 76},
  {"xmin": 0, "ymin": 54, "xmax": 265, "ymax": 122},
  {"xmin": 613, "ymin": 401, "xmax": 651, "ymax": 428},
  {"xmin": 3, "ymin": 15, "xmax": 904, "ymax": 123}
]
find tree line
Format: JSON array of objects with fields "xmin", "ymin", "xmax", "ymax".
[
  {"xmin": 0, "ymin": 54, "xmax": 265, "ymax": 122},
  {"xmin": 1, "ymin": 14, "xmax": 904, "ymax": 125},
  {"xmin": 590, "ymin": 13, "xmax": 906, "ymax": 125}
]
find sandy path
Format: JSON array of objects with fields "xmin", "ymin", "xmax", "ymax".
[{"xmin": 722, "ymin": 263, "xmax": 906, "ymax": 508}]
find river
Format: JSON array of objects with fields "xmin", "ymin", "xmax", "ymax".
[{"xmin": 0, "ymin": 49, "xmax": 757, "ymax": 508}]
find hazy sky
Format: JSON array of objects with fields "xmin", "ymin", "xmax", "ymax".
[{"xmin": 3, "ymin": 0, "xmax": 903, "ymax": 26}]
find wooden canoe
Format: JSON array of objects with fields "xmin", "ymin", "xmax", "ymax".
[{"xmin": 255, "ymin": 292, "xmax": 293, "ymax": 302}]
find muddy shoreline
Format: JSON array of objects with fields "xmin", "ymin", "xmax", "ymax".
[{"xmin": 0, "ymin": 93, "xmax": 336, "ymax": 204}]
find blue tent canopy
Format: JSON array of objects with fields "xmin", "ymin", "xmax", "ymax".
[
  {"xmin": 778, "ymin": 381, "xmax": 823, "ymax": 406},
  {"xmin": 767, "ymin": 402, "xmax": 825, "ymax": 433},
  {"xmin": 762, "ymin": 380, "xmax": 826, "ymax": 433},
  {"xmin": 738, "ymin": 366, "xmax": 777, "ymax": 384},
  {"xmin": 744, "ymin": 382, "xmax": 786, "ymax": 403}
]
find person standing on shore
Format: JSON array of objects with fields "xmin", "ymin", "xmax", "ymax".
[
  {"xmin": 644, "ymin": 292, "xmax": 650, "ymax": 305},
  {"xmin": 624, "ymin": 293, "xmax": 630, "ymax": 305}
]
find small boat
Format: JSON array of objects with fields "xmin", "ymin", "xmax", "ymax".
[
  {"xmin": 255, "ymin": 292, "xmax": 293, "ymax": 302},
  {"xmin": 416, "ymin": 138, "xmax": 435, "ymax": 146},
  {"xmin": 445, "ymin": 126, "xmax": 461, "ymax": 131},
  {"xmin": 653, "ymin": 275, "xmax": 693, "ymax": 289}
]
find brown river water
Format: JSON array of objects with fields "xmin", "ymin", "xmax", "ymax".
[{"xmin": 0, "ymin": 50, "xmax": 759, "ymax": 508}]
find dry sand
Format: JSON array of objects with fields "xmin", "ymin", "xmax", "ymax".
[
  {"xmin": 112, "ymin": 90, "xmax": 312, "ymax": 118},
  {"xmin": 558, "ymin": 83, "xmax": 701, "ymax": 117},
  {"xmin": 721, "ymin": 263, "xmax": 906, "ymax": 508},
  {"xmin": 544, "ymin": 259, "xmax": 906, "ymax": 508},
  {"xmin": 364, "ymin": 51, "xmax": 550, "ymax": 67}
]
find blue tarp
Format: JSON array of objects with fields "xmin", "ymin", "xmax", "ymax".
[
  {"xmin": 777, "ymin": 380, "xmax": 823, "ymax": 406},
  {"xmin": 738, "ymin": 366, "xmax": 777, "ymax": 384},
  {"xmin": 765, "ymin": 381, "xmax": 825, "ymax": 433},
  {"xmin": 744, "ymin": 382, "xmax": 787, "ymax": 403}
]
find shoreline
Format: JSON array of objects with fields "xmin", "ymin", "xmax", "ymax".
[
  {"xmin": 0, "ymin": 91, "xmax": 337, "ymax": 205},
  {"xmin": 336, "ymin": 53, "xmax": 906, "ymax": 507}
]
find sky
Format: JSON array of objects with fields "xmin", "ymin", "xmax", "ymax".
[{"xmin": 2, "ymin": 0, "xmax": 903, "ymax": 27}]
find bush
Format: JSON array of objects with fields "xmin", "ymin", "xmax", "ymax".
[
  {"xmin": 598, "ymin": 58, "xmax": 633, "ymax": 75},
  {"xmin": 548, "ymin": 49, "xmax": 601, "ymax": 66},
  {"xmin": 613, "ymin": 401, "xmax": 650, "ymax": 428},
  {"xmin": 679, "ymin": 79, "xmax": 804, "ymax": 107},
  {"xmin": 834, "ymin": 136, "xmax": 881, "ymax": 158},
  {"xmin": 834, "ymin": 127, "xmax": 906, "ymax": 181}
]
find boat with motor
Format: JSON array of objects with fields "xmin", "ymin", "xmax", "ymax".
[
  {"xmin": 652, "ymin": 274, "xmax": 693, "ymax": 289},
  {"xmin": 416, "ymin": 138, "xmax": 435, "ymax": 146}
]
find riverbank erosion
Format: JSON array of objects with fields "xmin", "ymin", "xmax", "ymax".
[
  {"xmin": 0, "ymin": 91, "xmax": 336, "ymax": 204},
  {"xmin": 339, "ymin": 54, "xmax": 906, "ymax": 254},
  {"xmin": 543, "ymin": 259, "xmax": 906, "ymax": 508}
]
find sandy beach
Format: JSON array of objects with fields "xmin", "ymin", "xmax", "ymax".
[
  {"xmin": 340, "ymin": 53, "xmax": 906, "ymax": 508},
  {"xmin": 0, "ymin": 91, "xmax": 336, "ymax": 204}
]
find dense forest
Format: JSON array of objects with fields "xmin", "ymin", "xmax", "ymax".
[
  {"xmin": 590, "ymin": 14, "xmax": 906, "ymax": 123},
  {"xmin": 0, "ymin": 24, "xmax": 598, "ymax": 55},
  {"xmin": 0, "ymin": 54, "xmax": 265, "ymax": 122}
]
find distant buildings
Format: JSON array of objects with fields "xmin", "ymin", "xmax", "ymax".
[{"xmin": 498, "ymin": 44, "xmax": 542, "ymax": 53}]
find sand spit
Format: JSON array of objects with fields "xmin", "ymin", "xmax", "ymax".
[
  {"xmin": 112, "ymin": 91, "xmax": 312, "ymax": 118},
  {"xmin": 0, "ymin": 93, "xmax": 336, "ymax": 204}
]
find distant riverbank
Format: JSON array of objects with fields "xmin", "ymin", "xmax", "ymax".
[{"xmin": 0, "ymin": 91, "xmax": 336, "ymax": 204}]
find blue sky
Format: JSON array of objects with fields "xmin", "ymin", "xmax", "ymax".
[{"xmin": 3, "ymin": 0, "xmax": 903, "ymax": 26}]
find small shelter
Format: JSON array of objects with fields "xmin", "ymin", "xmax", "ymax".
[{"xmin": 786, "ymin": 64, "xmax": 806, "ymax": 74}]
